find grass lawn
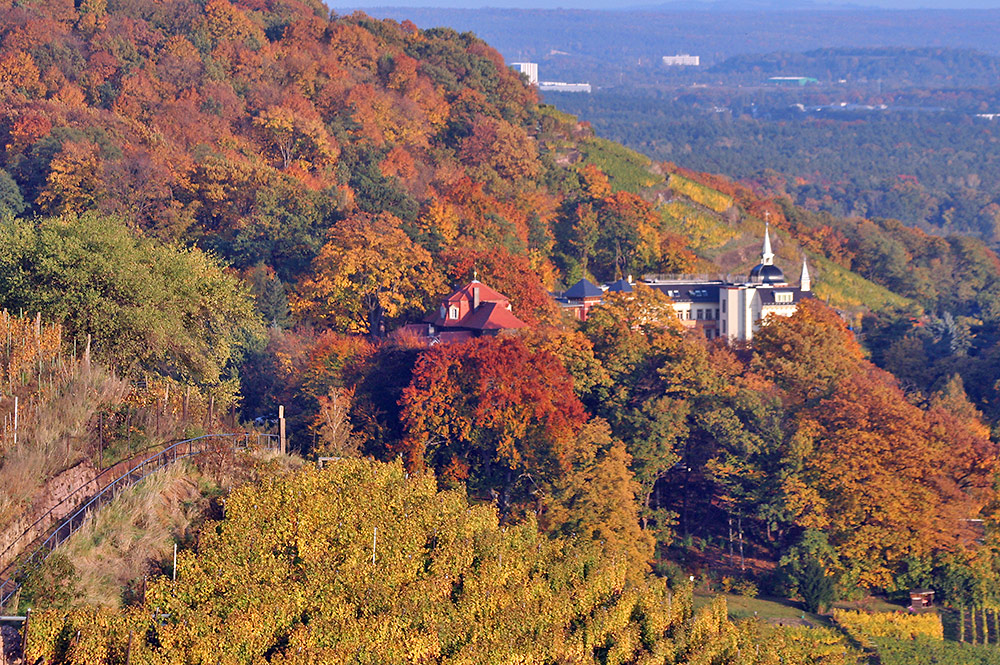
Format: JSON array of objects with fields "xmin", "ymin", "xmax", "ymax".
[{"xmin": 693, "ymin": 589, "xmax": 835, "ymax": 627}]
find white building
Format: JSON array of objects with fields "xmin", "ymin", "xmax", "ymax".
[
  {"xmin": 558, "ymin": 227, "xmax": 812, "ymax": 343},
  {"xmin": 510, "ymin": 62, "xmax": 539, "ymax": 85},
  {"xmin": 663, "ymin": 54, "xmax": 700, "ymax": 66},
  {"xmin": 538, "ymin": 81, "xmax": 592, "ymax": 93}
]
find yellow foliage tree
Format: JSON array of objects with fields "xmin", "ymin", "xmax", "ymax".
[{"xmin": 292, "ymin": 213, "xmax": 445, "ymax": 336}]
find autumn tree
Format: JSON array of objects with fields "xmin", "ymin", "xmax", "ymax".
[
  {"xmin": 751, "ymin": 298, "xmax": 865, "ymax": 405},
  {"xmin": 400, "ymin": 336, "xmax": 587, "ymax": 517},
  {"xmin": 292, "ymin": 212, "xmax": 445, "ymax": 336}
]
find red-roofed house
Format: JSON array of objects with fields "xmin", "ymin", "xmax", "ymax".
[{"xmin": 398, "ymin": 279, "xmax": 527, "ymax": 344}]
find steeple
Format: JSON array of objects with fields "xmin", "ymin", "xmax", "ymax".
[
  {"xmin": 761, "ymin": 224, "xmax": 774, "ymax": 266},
  {"xmin": 800, "ymin": 256, "xmax": 811, "ymax": 292}
]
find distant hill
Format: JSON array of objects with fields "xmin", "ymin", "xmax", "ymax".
[
  {"xmin": 356, "ymin": 6, "xmax": 1000, "ymax": 85},
  {"xmin": 712, "ymin": 47, "xmax": 1000, "ymax": 86}
]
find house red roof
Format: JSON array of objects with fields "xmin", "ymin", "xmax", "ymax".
[
  {"xmin": 422, "ymin": 279, "xmax": 526, "ymax": 331},
  {"xmin": 463, "ymin": 302, "xmax": 526, "ymax": 330},
  {"xmin": 443, "ymin": 281, "xmax": 508, "ymax": 305}
]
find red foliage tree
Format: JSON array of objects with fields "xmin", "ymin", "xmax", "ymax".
[{"xmin": 400, "ymin": 336, "xmax": 587, "ymax": 517}]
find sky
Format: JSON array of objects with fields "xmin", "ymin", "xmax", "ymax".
[{"xmin": 331, "ymin": 0, "xmax": 1000, "ymax": 9}]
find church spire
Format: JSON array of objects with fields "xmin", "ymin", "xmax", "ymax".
[
  {"xmin": 800, "ymin": 256, "xmax": 811, "ymax": 292},
  {"xmin": 761, "ymin": 223, "xmax": 774, "ymax": 266}
]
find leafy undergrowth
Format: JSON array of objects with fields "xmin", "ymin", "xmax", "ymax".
[
  {"xmin": 0, "ymin": 363, "xmax": 128, "ymax": 526},
  {"xmin": 16, "ymin": 449, "xmax": 302, "ymax": 613},
  {"xmin": 579, "ymin": 136, "xmax": 665, "ymax": 194},
  {"xmin": 809, "ymin": 253, "xmax": 915, "ymax": 317}
]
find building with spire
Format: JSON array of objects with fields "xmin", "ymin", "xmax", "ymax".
[{"xmin": 557, "ymin": 227, "xmax": 813, "ymax": 342}]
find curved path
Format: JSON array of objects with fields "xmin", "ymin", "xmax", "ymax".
[{"xmin": 0, "ymin": 432, "xmax": 276, "ymax": 610}]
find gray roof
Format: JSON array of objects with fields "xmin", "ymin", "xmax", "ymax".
[
  {"xmin": 648, "ymin": 282, "xmax": 720, "ymax": 302},
  {"xmin": 605, "ymin": 278, "xmax": 633, "ymax": 293},
  {"xmin": 563, "ymin": 278, "xmax": 604, "ymax": 299}
]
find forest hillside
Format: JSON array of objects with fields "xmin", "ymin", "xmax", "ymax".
[{"xmin": 1, "ymin": 0, "xmax": 1000, "ymax": 662}]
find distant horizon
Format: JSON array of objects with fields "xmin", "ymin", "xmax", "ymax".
[{"xmin": 331, "ymin": 1, "xmax": 1000, "ymax": 10}]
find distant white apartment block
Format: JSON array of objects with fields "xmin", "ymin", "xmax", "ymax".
[
  {"xmin": 510, "ymin": 62, "xmax": 539, "ymax": 85},
  {"xmin": 538, "ymin": 81, "xmax": 592, "ymax": 93},
  {"xmin": 663, "ymin": 54, "xmax": 700, "ymax": 66}
]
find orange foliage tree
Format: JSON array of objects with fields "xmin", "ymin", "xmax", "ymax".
[{"xmin": 399, "ymin": 336, "xmax": 587, "ymax": 517}]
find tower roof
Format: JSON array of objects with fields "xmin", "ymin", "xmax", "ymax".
[
  {"xmin": 761, "ymin": 224, "xmax": 775, "ymax": 266},
  {"xmin": 563, "ymin": 278, "xmax": 604, "ymax": 299},
  {"xmin": 748, "ymin": 225, "xmax": 785, "ymax": 284}
]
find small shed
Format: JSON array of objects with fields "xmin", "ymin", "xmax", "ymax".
[{"xmin": 909, "ymin": 589, "xmax": 934, "ymax": 608}]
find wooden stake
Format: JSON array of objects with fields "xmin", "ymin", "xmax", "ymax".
[
  {"xmin": 20, "ymin": 607, "xmax": 30, "ymax": 657},
  {"xmin": 279, "ymin": 405, "xmax": 286, "ymax": 455}
]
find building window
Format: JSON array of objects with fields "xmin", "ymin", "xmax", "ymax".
[
  {"xmin": 696, "ymin": 309, "xmax": 703, "ymax": 320},
  {"xmin": 449, "ymin": 305, "xmax": 460, "ymax": 320},
  {"xmin": 715, "ymin": 309, "xmax": 720, "ymax": 320},
  {"xmin": 722, "ymin": 320, "xmax": 727, "ymax": 334},
  {"xmin": 775, "ymin": 291, "xmax": 793, "ymax": 304},
  {"xmin": 722, "ymin": 300, "xmax": 726, "ymax": 313}
]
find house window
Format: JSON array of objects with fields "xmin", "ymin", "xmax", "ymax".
[
  {"xmin": 449, "ymin": 305, "xmax": 460, "ymax": 320},
  {"xmin": 722, "ymin": 320, "xmax": 727, "ymax": 334},
  {"xmin": 775, "ymin": 291, "xmax": 793, "ymax": 304},
  {"xmin": 715, "ymin": 309, "xmax": 720, "ymax": 320},
  {"xmin": 696, "ymin": 309, "xmax": 703, "ymax": 320},
  {"xmin": 722, "ymin": 300, "xmax": 726, "ymax": 313}
]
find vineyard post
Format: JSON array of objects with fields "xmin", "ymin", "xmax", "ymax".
[
  {"xmin": 12, "ymin": 395, "xmax": 16, "ymax": 447},
  {"xmin": 99, "ymin": 412, "xmax": 104, "ymax": 471},
  {"xmin": 173, "ymin": 543, "xmax": 177, "ymax": 582},
  {"xmin": 279, "ymin": 405, "xmax": 286, "ymax": 455},
  {"xmin": 20, "ymin": 607, "xmax": 30, "ymax": 656}
]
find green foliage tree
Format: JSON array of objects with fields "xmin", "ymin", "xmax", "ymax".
[
  {"xmin": 0, "ymin": 213, "xmax": 261, "ymax": 387},
  {"xmin": 798, "ymin": 557, "xmax": 836, "ymax": 613}
]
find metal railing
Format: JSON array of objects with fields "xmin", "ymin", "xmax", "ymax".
[{"xmin": 0, "ymin": 432, "xmax": 279, "ymax": 610}]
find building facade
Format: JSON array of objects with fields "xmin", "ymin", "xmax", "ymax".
[
  {"xmin": 510, "ymin": 62, "xmax": 539, "ymax": 85},
  {"xmin": 557, "ymin": 229, "xmax": 812, "ymax": 342},
  {"xmin": 662, "ymin": 54, "xmax": 700, "ymax": 66}
]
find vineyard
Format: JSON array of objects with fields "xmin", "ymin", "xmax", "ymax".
[
  {"xmin": 668, "ymin": 174, "xmax": 736, "ymax": 214},
  {"xmin": 22, "ymin": 459, "xmax": 867, "ymax": 665},
  {"xmin": 833, "ymin": 608, "xmax": 1000, "ymax": 665}
]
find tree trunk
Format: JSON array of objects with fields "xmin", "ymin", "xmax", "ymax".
[
  {"xmin": 728, "ymin": 514, "xmax": 734, "ymax": 559},
  {"xmin": 738, "ymin": 513, "xmax": 745, "ymax": 572}
]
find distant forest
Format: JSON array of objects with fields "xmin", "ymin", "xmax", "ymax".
[{"xmin": 555, "ymin": 88, "xmax": 1000, "ymax": 241}]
